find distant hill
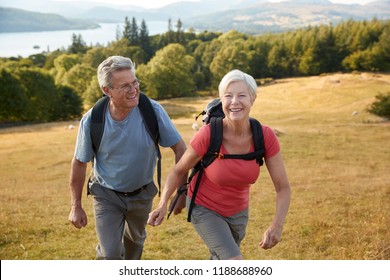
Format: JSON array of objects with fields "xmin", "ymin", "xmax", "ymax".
[
  {"xmin": 0, "ymin": 7, "xmax": 99, "ymax": 33},
  {"xmin": 184, "ymin": 0, "xmax": 390, "ymax": 34},
  {"xmin": 1, "ymin": 0, "xmax": 390, "ymax": 34},
  {"xmin": 77, "ymin": 0, "xmax": 390, "ymax": 34}
]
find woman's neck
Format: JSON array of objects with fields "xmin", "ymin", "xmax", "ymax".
[{"xmin": 224, "ymin": 118, "xmax": 250, "ymax": 135}]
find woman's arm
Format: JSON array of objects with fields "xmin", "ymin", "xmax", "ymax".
[
  {"xmin": 168, "ymin": 138, "xmax": 187, "ymax": 214},
  {"xmin": 148, "ymin": 145, "xmax": 201, "ymax": 226},
  {"xmin": 259, "ymin": 151, "xmax": 291, "ymax": 249}
]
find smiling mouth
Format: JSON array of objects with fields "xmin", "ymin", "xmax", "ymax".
[
  {"xmin": 229, "ymin": 108, "xmax": 242, "ymax": 112},
  {"xmin": 126, "ymin": 94, "xmax": 137, "ymax": 100}
]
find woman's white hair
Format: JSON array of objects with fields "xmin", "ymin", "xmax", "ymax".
[{"xmin": 218, "ymin": 69, "xmax": 257, "ymax": 102}]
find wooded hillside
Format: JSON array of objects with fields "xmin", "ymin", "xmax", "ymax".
[{"xmin": 1, "ymin": 18, "xmax": 389, "ymax": 123}]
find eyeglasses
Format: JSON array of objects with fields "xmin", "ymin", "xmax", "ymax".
[{"xmin": 111, "ymin": 79, "xmax": 140, "ymax": 93}]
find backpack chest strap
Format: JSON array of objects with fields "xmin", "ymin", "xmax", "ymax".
[{"xmin": 215, "ymin": 150, "xmax": 264, "ymax": 164}]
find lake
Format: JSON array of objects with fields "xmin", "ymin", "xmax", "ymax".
[{"xmin": 0, "ymin": 21, "xmax": 168, "ymax": 58}]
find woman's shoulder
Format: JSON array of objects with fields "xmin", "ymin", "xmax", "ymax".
[
  {"xmin": 190, "ymin": 123, "xmax": 211, "ymax": 143},
  {"xmin": 258, "ymin": 123, "xmax": 280, "ymax": 157},
  {"xmin": 257, "ymin": 123, "xmax": 276, "ymax": 136}
]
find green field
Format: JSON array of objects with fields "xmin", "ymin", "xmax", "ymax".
[{"xmin": 1, "ymin": 72, "xmax": 389, "ymax": 260}]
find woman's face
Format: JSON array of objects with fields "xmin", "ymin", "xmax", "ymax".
[{"xmin": 221, "ymin": 81, "xmax": 253, "ymax": 122}]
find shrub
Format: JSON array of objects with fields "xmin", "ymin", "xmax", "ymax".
[{"xmin": 368, "ymin": 92, "xmax": 390, "ymax": 119}]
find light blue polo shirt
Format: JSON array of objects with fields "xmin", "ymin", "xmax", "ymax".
[{"xmin": 74, "ymin": 98, "xmax": 181, "ymax": 192}]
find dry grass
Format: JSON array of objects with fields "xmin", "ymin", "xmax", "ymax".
[{"xmin": 0, "ymin": 72, "xmax": 389, "ymax": 260}]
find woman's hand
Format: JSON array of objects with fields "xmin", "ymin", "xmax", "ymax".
[
  {"xmin": 147, "ymin": 204, "xmax": 167, "ymax": 226},
  {"xmin": 259, "ymin": 224, "xmax": 283, "ymax": 250}
]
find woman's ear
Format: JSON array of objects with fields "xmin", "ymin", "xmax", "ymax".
[{"xmin": 251, "ymin": 96, "xmax": 256, "ymax": 105}]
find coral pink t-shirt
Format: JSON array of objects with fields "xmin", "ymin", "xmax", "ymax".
[{"xmin": 188, "ymin": 123, "xmax": 280, "ymax": 217}]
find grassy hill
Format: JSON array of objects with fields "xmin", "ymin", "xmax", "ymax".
[{"xmin": 0, "ymin": 72, "xmax": 389, "ymax": 260}]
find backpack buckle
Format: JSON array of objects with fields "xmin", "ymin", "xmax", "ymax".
[{"xmin": 215, "ymin": 152, "xmax": 224, "ymax": 159}]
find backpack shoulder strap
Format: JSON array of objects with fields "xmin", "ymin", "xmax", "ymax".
[
  {"xmin": 90, "ymin": 95, "xmax": 109, "ymax": 154},
  {"xmin": 138, "ymin": 93, "xmax": 162, "ymax": 196},
  {"xmin": 187, "ymin": 116, "xmax": 223, "ymax": 182},
  {"xmin": 187, "ymin": 116, "xmax": 223, "ymax": 222},
  {"xmin": 202, "ymin": 116, "xmax": 223, "ymax": 167},
  {"xmin": 138, "ymin": 93, "xmax": 159, "ymax": 143},
  {"xmin": 249, "ymin": 118, "xmax": 265, "ymax": 166}
]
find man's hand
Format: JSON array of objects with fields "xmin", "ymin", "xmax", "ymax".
[{"xmin": 69, "ymin": 206, "xmax": 88, "ymax": 229}]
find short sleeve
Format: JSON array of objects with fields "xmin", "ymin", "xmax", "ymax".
[
  {"xmin": 189, "ymin": 124, "xmax": 211, "ymax": 157},
  {"xmin": 150, "ymin": 99, "xmax": 182, "ymax": 148},
  {"xmin": 74, "ymin": 110, "xmax": 94, "ymax": 163},
  {"xmin": 262, "ymin": 125, "xmax": 280, "ymax": 159}
]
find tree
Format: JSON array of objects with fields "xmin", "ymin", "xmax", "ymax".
[
  {"xmin": 140, "ymin": 19, "xmax": 152, "ymax": 59},
  {"xmin": 137, "ymin": 43, "xmax": 195, "ymax": 99},
  {"xmin": 105, "ymin": 39, "xmax": 147, "ymax": 65},
  {"xmin": 315, "ymin": 25, "xmax": 339, "ymax": 73},
  {"xmin": 43, "ymin": 50, "xmax": 63, "ymax": 70},
  {"xmin": 196, "ymin": 31, "xmax": 221, "ymax": 42},
  {"xmin": 333, "ymin": 20, "xmax": 355, "ymax": 66},
  {"xmin": 52, "ymin": 53, "xmax": 81, "ymax": 85},
  {"xmin": 192, "ymin": 41, "xmax": 213, "ymax": 88},
  {"xmin": 377, "ymin": 21, "xmax": 390, "ymax": 69},
  {"xmin": 342, "ymin": 44, "xmax": 386, "ymax": 72},
  {"xmin": 200, "ymin": 38, "xmax": 222, "ymax": 69},
  {"xmin": 83, "ymin": 46, "xmax": 107, "ymax": 68},
  {"xmin": 83, "ymin": 76, "xmax": 103, "ymax": 109},
  {"xmin": 115, "ymin": 24, "xmax": 122, "ymax": 41},
  {"xmin": 68, "ymin": 33, "xmax": 88, "ymax": 54},
  {"xmin": 210, "ymin": 44, "xmax": 251, "ymax": 86},
  {"xmin": 62, "ymin": 63, "xmax": 95, "ymax": 100},
  {"xmin": 176, "ymin": 18, "xmax": 184, "ymax": 44},
  {"xmin": 0, "ymin": 68, "xmax": 28, "ymax": 122},
  {"xmin": 247, "ymin": 36, "xmax": 271, "ymax": 78},
  {"xmin": 129, "ymin": 17, "xmax": 139, "ymax": 46},
  {"xmin": 299, "ymin": 46, "xmax": 320, "ymax": 75},
  {"xmin": 267, "ymin": 42, "xmax": 291, "ymax": 78},
  {"xmin": 29, "ymin": 53, "xmax": 46, "ymax": 68},
  {"xmin": 167, "ymin": 18, "xmax": 175, "ymax": 44},
  {"xmin": 122, "ymin": 17, "xmax": 132, "ymax": 41},
  {"xmin": 156, "ymin": 18, "xmax": 176, "ymax": 48},
  {"xmin": 55, "ymin": 85, "xmax": 83, "ymax": 120},
  {"xmin": 17, "ymin": 68, "xmax": 59, "ymax": 121}
]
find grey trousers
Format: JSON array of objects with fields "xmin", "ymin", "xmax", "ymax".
[
  {"xmin": 89, "ymin": 181, "xmax": 157, "ymax": 260},
  {"xmin": 187, "ymin": 197, "xmax": 249, "ymax": 260}
]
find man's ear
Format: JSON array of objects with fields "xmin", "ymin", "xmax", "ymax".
[{"xmin": 102, "ymin": 87, "xmax": 111, "ymax": 97}]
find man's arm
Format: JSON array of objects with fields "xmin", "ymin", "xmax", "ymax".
[
  {"xmin": 171, "ymin": 138, "xmax": 187, "ymax": 164},
  {"xmin": 68, "ymin": 157, "xmax": 88, "ymax": 229}
]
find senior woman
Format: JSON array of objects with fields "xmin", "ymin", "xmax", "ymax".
[{"xmin": 148, "ymin": 69, "xmax": 291, "ymax": 260}]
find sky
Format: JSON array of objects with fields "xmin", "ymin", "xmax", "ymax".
[{"xmin": 55, "ymin": 0, "xmax": 379, "ymax": 9}]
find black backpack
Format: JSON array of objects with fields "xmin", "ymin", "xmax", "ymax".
[
  {"xmin": 89, "ymin": 93, "xmax": 162, "ymax": 195},
  {"xmin": 168, "ymin": 98, "xmax": 265, "ymax": 222}
]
